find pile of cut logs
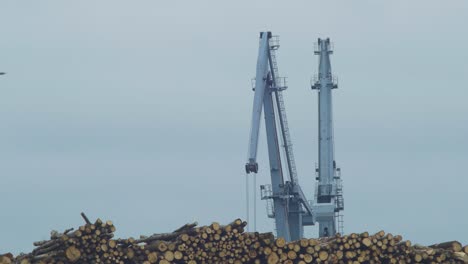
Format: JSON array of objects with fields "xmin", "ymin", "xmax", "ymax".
[{"xmin": 1, "ymin": 213, "xmax": 467, "ymax": 264}]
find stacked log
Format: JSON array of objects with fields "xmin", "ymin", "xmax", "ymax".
[
  {"xmin": 3, "ymin": 214, "xmax": 468, "ymax": 264},
  {"xmin": 14, "ymin": 216, "xmax": 117, "ymax": 264},
  {"xmin": 0, "ymin": 254, "xmax": 14, "ymax": 264},
  {"xmin": 265, "ymin": 232, "xmax": 468, "ymax": 264}
]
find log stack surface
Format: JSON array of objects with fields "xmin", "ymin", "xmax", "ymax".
[{"xmin": 2, "ymin": 214, "xmax": 467, "ymax": 264}]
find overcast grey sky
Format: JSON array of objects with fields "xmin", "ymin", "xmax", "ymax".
[{"xmin": 1, "ymin": 0, "xmax": 467, "ymax": 254}]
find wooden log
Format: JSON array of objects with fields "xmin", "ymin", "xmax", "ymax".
[
  {"xmin": 275, "ymin": 237, "xmax": 286, "ymax": 248},
  {"xmin": 267, "ymin": 252, "xmax": 279, "ymax": 264},
  {"xmin": 80, "ymin": 212, "xmax": 92, "ymax": 225},
  {"xmin": 173, "ymin": 222, "xmax": 198, "ymax": 233},
  {"xmin": 33, "ymin": 242, "xmax": 62, "ymax": 256},
  {"xmin": 147, "ymin": 252, "xmax": 158, "ymax": 263},
  {"xmin": 289, "ymin": 250, "xmax": 299, "ymax": 260},
  {"xmin": 362, "ymin": 237, "xmax": 372, "ymax": 248},
  {"xmin": 318, "ymin": 250, "xmax": 328, "ymax": 261},
  {"xmin": 0, "ymin": 255, "xmax": 12, "ymax": 264},
  {"xmin": 303, "ymin": 253, "xmax": 313, "ymax": 263},
  {"xmin": 453, "ymin": 252, "xmax": 468, "ymax": 263},
  {"xmin": 430, "ymin": 241, "xmax": 463, "ymax": 252},
  {"xmin": 19, "ymin": 259, "xmax": 30, "ymax": 264},
  {"xmin": 137, "ymin": 229, "xmax": 198, "ymax": 244},
  {"xmin": 65, "ymin": 246, "xmax": 81, "ymax": 262}
]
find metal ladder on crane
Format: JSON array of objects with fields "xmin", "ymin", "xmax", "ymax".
[
  {"xmin": 269, "ymin": 37, "xmax": 298, "ymax": 185},
  {"xmin": 334, "ymin": 167, "xmax": 344, "ymax": 235}
]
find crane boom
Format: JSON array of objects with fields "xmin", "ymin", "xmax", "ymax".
[{"xmin": 245, "ymin": 33, "xmax": 270, "ymax": 174}]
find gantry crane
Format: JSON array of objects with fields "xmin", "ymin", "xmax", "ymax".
[
  {"xmin": 245, "ymin": 33, "xmax": 344, "ymax": 240},
  {"xmin": 311, "ymin": 38, "xmax": 344, "ymax": 237},
  {"xmin": 245, "ymin": 32, "xmax": 314, "ymax": 242}
]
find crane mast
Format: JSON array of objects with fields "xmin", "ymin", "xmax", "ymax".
[
  {"xmin": 245, "ymin": 32, "xmax": 313, "ymax": 241},
  {"xmin": 311, "ymin": 38, "xmax": 344, "ymax": 237}
]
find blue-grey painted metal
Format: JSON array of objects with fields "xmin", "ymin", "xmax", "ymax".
[
  {"xmin": 311, "ymin": 38, "xmax": 344, "ymax": 237},
  {"xmin": 245, "ymin": 32, "xmax": 270, "ymax": 174},
  {"xmin": 268, "ymin": 42, "xmax": 314, "ymax": 241},
  {"xmin": 246, "ymin": 32, "xmax": 316, "ymax": 242},
  {"xmin": 262, "ymin": 79, "xmax": 291, "ymax": 241},
  {"xmin": 287, "ymin": 199, "xmax": 303, "ymax": 240},
  {"xmin": 245, "ymin": 31, "xmax": 291, "ymax": 240}
]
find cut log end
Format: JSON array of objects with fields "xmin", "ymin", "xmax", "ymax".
[{"xmin": 65, "ymin": 246, "xmax": 81, "ymax": 262}]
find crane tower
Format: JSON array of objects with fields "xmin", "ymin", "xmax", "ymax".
[
  {"xmin": 311, "ymin": 38, "xmax": 344, "ymax": 237},
  {"xmin": 245, "ymin": 32, "xmax": 314, "ymax": 242}
]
